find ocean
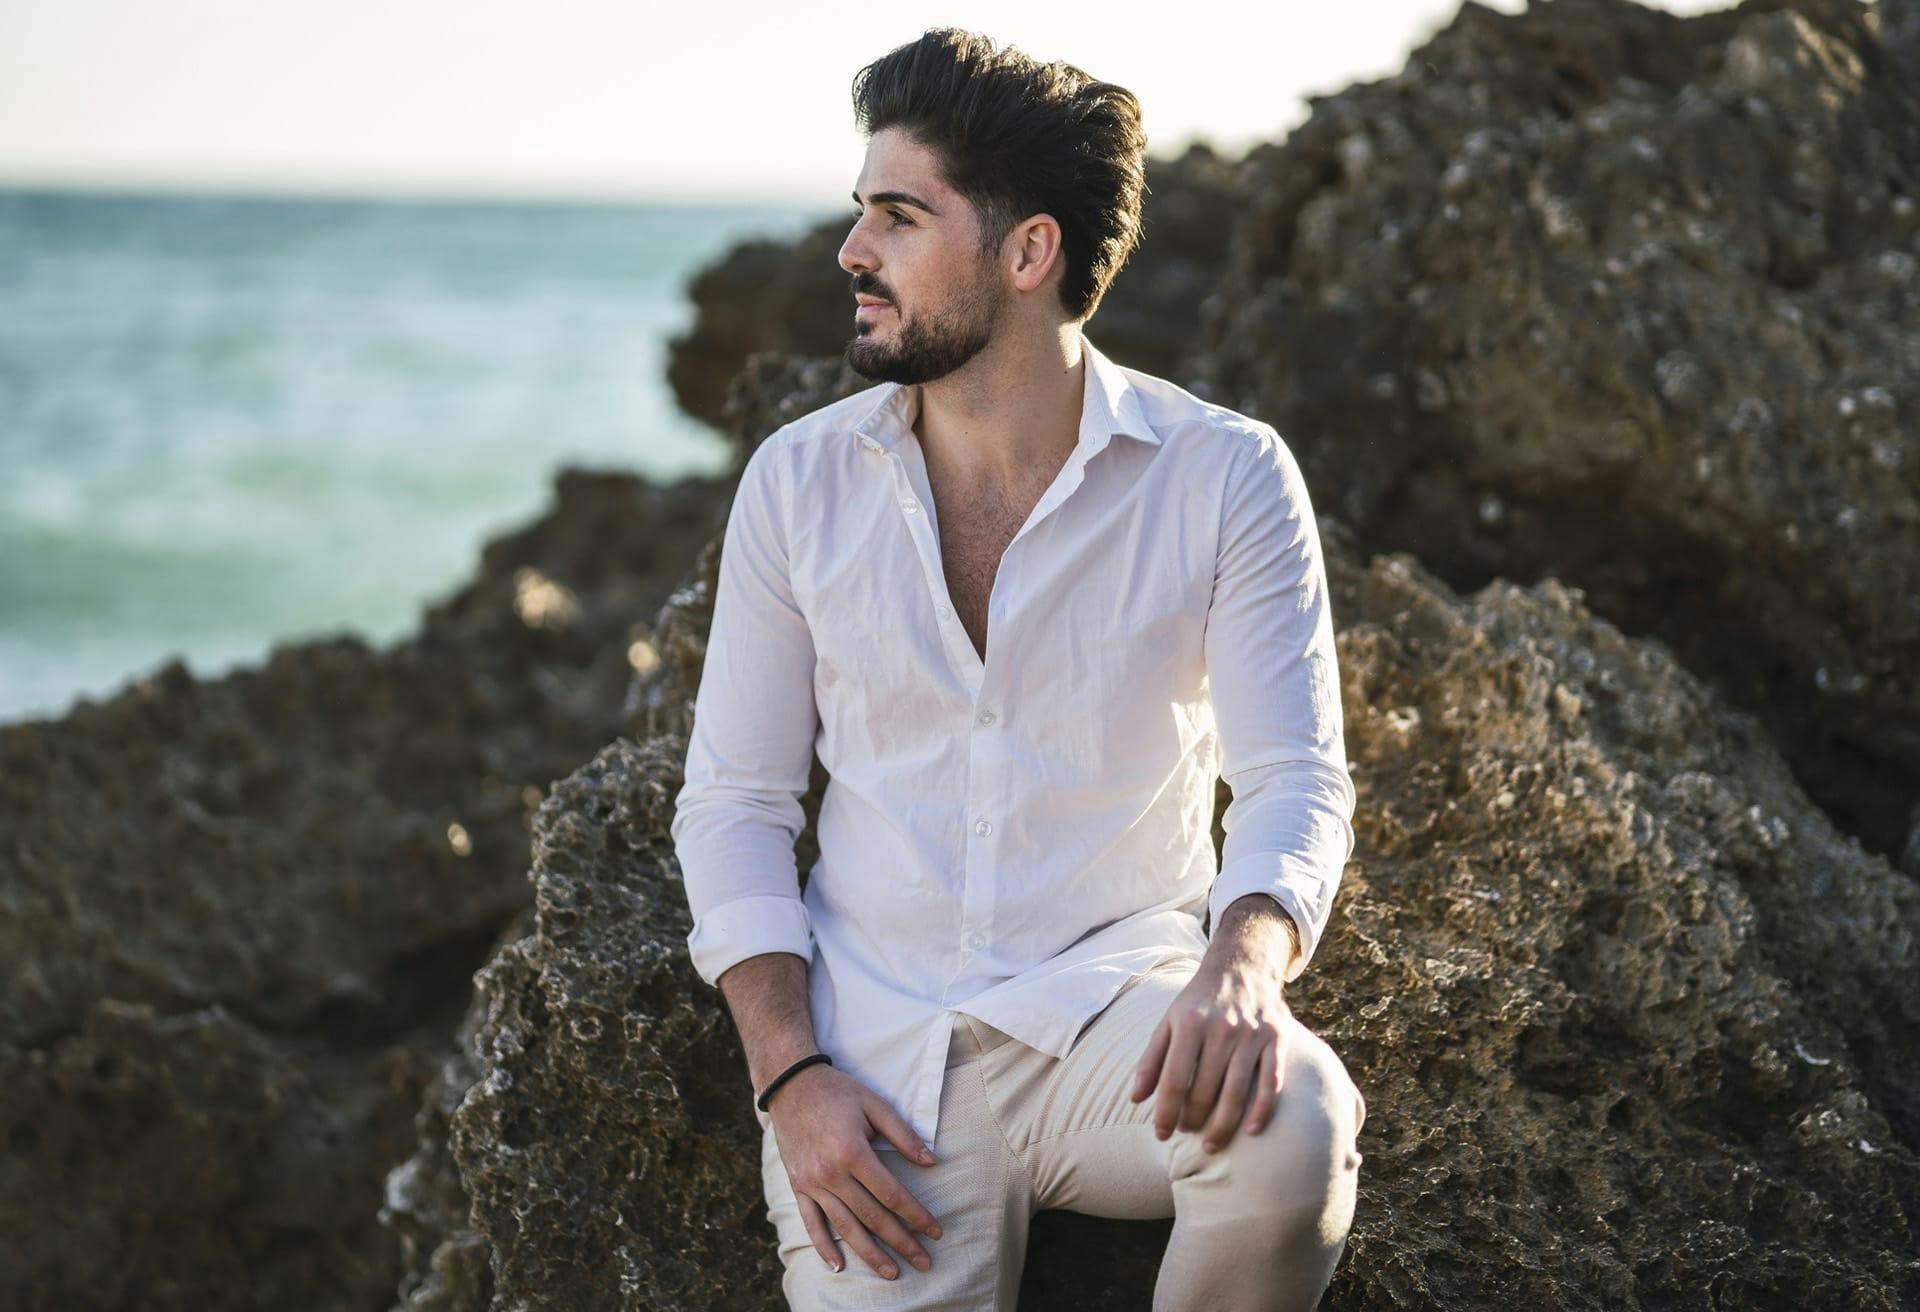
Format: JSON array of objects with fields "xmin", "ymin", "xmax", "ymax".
[{"xmin": 0, "ymin": 188, "xmax": 825, "ymax": 725}]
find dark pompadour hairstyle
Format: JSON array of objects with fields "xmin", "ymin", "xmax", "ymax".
[{"xmin": 850, "ymin": 27, "xmax": 1149, "ymax": 324}]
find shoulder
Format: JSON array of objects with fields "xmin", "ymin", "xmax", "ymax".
[
  {"xmin": 739, "ymin": 382, "xmax": 896, "ymax": 535},
  {"xmin": 765, "ymin": 380, "xmax": 897, "ymax": 456},
  {"xmin": 1118, "ymin": 363, "xmax": 1291, "ymax": 470}
]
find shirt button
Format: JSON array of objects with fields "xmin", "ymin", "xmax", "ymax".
[
  {"xmin": 975, "ymin": 819, "xmax": 993, "ymax": 836},
  {"xmin": 902, "ymin": 499, "xmax": 920, "ymax": 513},
  {"xmin": 937, "ymin": 604, "xmax": 952, "ymax": 619},
  {"xmin": 977, "ymin": 710, "xmax": 995, "ymax": 726},
  {"xmin": 965, "ymin": 932, "xmax": 986, "ymax": 949}
]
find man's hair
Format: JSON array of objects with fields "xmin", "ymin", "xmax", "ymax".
[{"xmin": 850, "ymin": 27, "xmax": 1149, "ymax": 324}]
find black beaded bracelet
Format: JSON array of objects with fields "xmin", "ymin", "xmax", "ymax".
[{"xmin": 757, "ymin": 1052, "xmax": 833, "ymax": 1113}]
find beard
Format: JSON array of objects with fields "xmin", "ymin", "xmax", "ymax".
[{"xmin": 843, "ymin": 264, "xmax": 1006, "ymax": 385}]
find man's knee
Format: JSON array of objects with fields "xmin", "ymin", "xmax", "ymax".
[{"xmin": 1215, "ymin": 1023, "xmax": 1365, "ymax": 1217}]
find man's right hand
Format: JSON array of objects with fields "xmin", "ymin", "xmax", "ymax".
[{"xmin": 767, "ymin": 1062, "xmax": 945, "ymax": 1280}]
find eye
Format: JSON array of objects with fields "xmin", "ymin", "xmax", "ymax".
[{"xmin": 851, "ymin": 206, "xmax": 913, "ymax": 228}]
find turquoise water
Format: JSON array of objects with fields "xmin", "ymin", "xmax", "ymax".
[{"xmin": 0, "ymin": 189, "xmax": 828, "ymax": 725}]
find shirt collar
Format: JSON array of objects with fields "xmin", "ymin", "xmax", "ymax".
[{"xmin": 851, "ymin": 335, "xmax": 1161, "ymax": 455}]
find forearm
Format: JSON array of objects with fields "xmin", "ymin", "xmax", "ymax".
[
  {"xmin": 1204, "ymin": 893, "xmax": 1302, "ymax": 982},
  {"xmin": 716, "ymin": 950, "xmax": 820, "ymax": 1090},
  {"xmin": 670, "ymin": 425, "xmax": 824, "ymax": 1098},
  {"xmin": 1206, "ymin": 757, "xmax": 1354, "ymax": 983},
  {"xmin": 1203, "ymin": 426, "xmax": 1355, "ymax": 986}
]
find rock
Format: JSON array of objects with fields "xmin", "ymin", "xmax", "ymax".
[
  {"xmin": 396, "ymin": 354, "xmax": 1918, "ymax": 1309},
  {"xmin": 1323, "ymin": 544, "xmax": 1919, "ymax": 1307},
  {"xmin": 1181, "ymin": 0, "xmax": 1920, "ymax": 867},
  {"xmin": 0, "ymin": 469, "xmax": 732, "ymax": 1310}
]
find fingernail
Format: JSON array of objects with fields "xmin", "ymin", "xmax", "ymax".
[
  {"xmin": 927, "ymin": 1224, "xmax": 942, "ymax": 1239},
  {"xmin": 913, "ymin": 1255, "xmax": 931, "ymax": 1271},
  {"xmin": 882, "ymin": 1264, "xmax": 899, "ymax": 1279},
  {"xmin": 1204, "ymin": 1139, "xmax": 1218, "ymax": 1153},
  {"xmin": 1249, "ymin": 1121, "xmax": 1264, "ymax": 1134}
]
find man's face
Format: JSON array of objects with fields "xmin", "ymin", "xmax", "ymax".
[{"xmin": 839, "ymin": 127, "xmax": 1009, "ymax": 385}]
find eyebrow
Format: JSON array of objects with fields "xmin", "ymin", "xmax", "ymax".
[{"xmin": 851, "ymin": 188, "xmax": 942, "ymax": 217}]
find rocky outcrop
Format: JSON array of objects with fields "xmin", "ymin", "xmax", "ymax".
[
  {"xmin": 664, "ymin": 141, "xmax": 1247, "ymax": 438},
  {"xmin": 1322, "ymin": 545, "xmax": 1919, "ymax": 1307},
  {"xmin": 387, "ymin": 353, "xmax": 1918, "ymax": 1309},
  {"xmin": 1185, "ymin": 0, "xmax": 1920, "ymax": 867},
  {"xmin": 0, "ymin": 469, "xmax": 732, "ymax": 1310}
]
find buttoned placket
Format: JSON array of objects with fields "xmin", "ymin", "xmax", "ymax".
[{"xmin": 857, "ymin": 424, "xmax": 1113, "ymax": 999}]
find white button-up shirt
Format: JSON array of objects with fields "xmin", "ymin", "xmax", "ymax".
[{"xmin": 671, "ymin": 335, "xmax": 1355, "ymax": 1150}]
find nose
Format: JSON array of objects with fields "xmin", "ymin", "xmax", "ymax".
[{"xmin": 838, "ymin": 225, "xmax": 872, "ymax": 278}]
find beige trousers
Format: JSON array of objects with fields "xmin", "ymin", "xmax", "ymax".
[{"xmin": 760, "ymin": 955, "xmax": 1367, "ymax": 1310}]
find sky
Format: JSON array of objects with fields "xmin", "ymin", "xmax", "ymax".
[{"xmin": 1, "ymin": 0, "xmax": 1743, "ymax": 204}]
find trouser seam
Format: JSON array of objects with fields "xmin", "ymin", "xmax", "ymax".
[
  {"xmin": 964, "ymin": 1018, "xmax": 1039, "ymax": 1201},
  {"xmin": 1023, "ymin": 1118, "xmax": 1164, "ymax": 1152}
]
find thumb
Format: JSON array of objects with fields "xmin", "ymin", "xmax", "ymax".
[{"xmin": 867, "ymin": 1096, "xmax": 938, "ymax": 1165}]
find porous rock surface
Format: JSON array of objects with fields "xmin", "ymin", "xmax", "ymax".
[
  {"xmin": 386, "ymin": 355, "xmax": 1918, "ymax": 1310},
  {"xmin": 1185, "ymin": 0, "xmax": 1920, "ymax": 866},
  {"xmin": 0, "ymin": 469, "xmax": 732, "ymax": 1310}
]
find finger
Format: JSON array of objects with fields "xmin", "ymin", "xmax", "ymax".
[
  {"xmin": 1245, "ymin": 1037, "xmax": 1279, "ymax": 1135},
  {"xmin": 838, "ymin": 1165, "xmax": 933, "ymax": 1273},
  {"xmin": 1153, "ymin": 1017, "xmax": 1202, "ymax": 1139},
  {"xmin": 1272, "ymin": 1017, "xmax": 1292, "ymax": 1100},
  {"xmin": 1180, "ymin": 1023, "xmax": 1236, "ymax": 1132},
  {"xmin": 814, "ymin": 1189, "xmax": 900, "ymax": 1280},
  {"xmin": 865, "ymin": 1097, "xmax": 939, "ymax": 1169},
  {"xmin": 1132, "ymin": 1016, "xmax": 1170, "ymax": 1103},
  {"xmin": 795, "ymin": 1192, "xmax": 844, "ymax": 1273},
  {"xmin": 850, "ymin": 1141, "xmax": 942, "ymax": 1240},
  {"xmin": 1201, "ymin": 1036, "xmax": 1260, "ymax": 1151}
]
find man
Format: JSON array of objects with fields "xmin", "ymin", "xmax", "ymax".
[{"xmin": 671, "ymin": 26, "xmax": 1366, "ymax": 1312}]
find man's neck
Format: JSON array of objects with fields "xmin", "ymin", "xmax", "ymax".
[{"xmin": 913, "ymin": 328, "xmax": 1087, "ymax": 487}]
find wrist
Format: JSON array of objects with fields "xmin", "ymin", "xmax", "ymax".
[
  {"xmin": 1276, "ymin": 906, "xmax": 1302, "ymax": 960},
  {"xmin": 757, "ymin": 1050, "xmax": 832, "ymax": 1112},
  {"xmin": 747, "ymin": 1031, "xmax": 825, "ymax": 1091},
  {"xmin": 1214, "ymin": 893, "xmax": 1301, "ymax": 976}
]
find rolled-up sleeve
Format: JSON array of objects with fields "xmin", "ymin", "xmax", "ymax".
[
  {"xmin": 670, "ymin": 431, "xmax": 821, "ymax": 989},
  {"xmin": 1203, "ymin": 425, "xmax": 1356, "ymax": 984}
]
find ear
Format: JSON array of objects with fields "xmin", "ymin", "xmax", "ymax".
[{"xmin": 1009, "ymin": 213, "xmax": 1064, "ymax": 293}]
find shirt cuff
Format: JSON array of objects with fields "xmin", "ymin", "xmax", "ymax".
[
  {"xmin": 1208, "ymin": 857, "xmax": 1333, "ymax": 984},
  {"xmin": 685, "ymin": 894, "xmax": 815, "ymax": 989}
]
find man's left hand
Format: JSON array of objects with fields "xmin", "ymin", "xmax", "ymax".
[{"xmin": 1129, "ymin": 904, "xmax": 1296, "ymax": 1153}]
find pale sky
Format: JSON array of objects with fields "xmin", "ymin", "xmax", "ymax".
[{"xmin": 1, "ymin": 0, "xmax": 1741, "ymax": 203}]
